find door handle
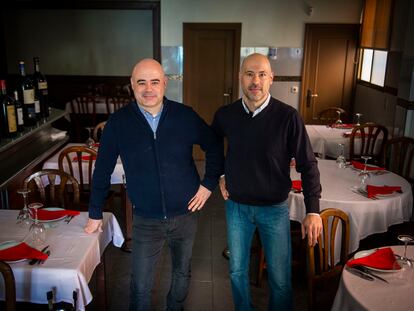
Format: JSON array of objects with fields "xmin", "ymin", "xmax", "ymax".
[
  {"xmin": 223, "ymin": 93, "xmax": 230, "ymax": 97},
  {"xmin": 223, "ymin": 88, "xmax": 232, "ymax": 105},
  {"xmin": 306, "ymin": 89, "xmax": 318, "ymax": 108}
]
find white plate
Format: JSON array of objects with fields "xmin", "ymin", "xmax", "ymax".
[
  {"xmin": 354, "ymin": 249, "xmax": 401, "ymax": 273},
  {"xmin": 0, "ymin": 240, "xmax": 26, "ymax": 263},
  {"xmin": 31, "ymin": 207, "xmax": 67, "ymax": 223},
  {"xmin": 351, "ymin": 164, "xmax": 382, "ymax": 172}
]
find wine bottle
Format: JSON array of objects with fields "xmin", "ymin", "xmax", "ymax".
[
  {"xmin": 18, "ymin": 61, "xmax": 37, "ymax": 126},
  {"xmin": 33, "ymin": 57, "xmax": 49, "ymax": 118},
  {"xmin": 14, "ymin": 90, "xmax": 25, "ymax": 132},
  {"xmin": 0, "ymin": 80, "xmax": 18, "ymax": 138}
]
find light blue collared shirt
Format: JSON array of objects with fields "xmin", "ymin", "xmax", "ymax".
[
  {"xmin": 138, "ymin": 105, "xmax": 163, "ymax": 133},
  {"xmin": 241, "ymin": 93, "xmax": 271, "ymax": 117}
]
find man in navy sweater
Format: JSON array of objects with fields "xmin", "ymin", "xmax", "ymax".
[
  {"xmin": 211, "ymin": 53, "xmax": 322, "ymax": 311},
  {"xmin": 84, "ymin": 59, "xmax": 222, "ymax": 310}
]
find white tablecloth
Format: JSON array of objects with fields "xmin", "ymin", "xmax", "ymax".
[
  {"xmin": 289, "ymin": 159, "xmax": 413, "ymax": 257},
  {"xmin": 0, "ymin": 210, "xmax": 124, "ymax": 310},
  {"xmin": 332, "ymin": 245, "xmax": 414, "ymax": 311},
  {"xmin": 42, "ymin": 143, "xmax": 125, "ymax": 184},
  {"xmin": 306, "ymin": 125, "xmax": 351, "ymax": 158}
]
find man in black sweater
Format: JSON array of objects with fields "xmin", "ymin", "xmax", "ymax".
[{"xmin": 211, "ymin": 53, "xmax": 322, "ymax": 311}]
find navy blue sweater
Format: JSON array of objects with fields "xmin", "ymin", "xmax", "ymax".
[
  {"xmin": 89, "ymin": 98, "xmax": 223, "ymax": 219},
  {"xmin": 211, "ymin": 97, "xmax": 321, "ymax": 214}
]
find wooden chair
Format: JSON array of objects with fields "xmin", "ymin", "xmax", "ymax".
[
  {"xmin": 23, "ymin": 169, "xmax": 80, "ymax": 210},
  {"xmin": 382, "ymin": 136, "xmax": 414, "ymax": 184},
  {"xmin": 69, "ymin": 95, "xmax": 98, "ymax": 142},
  {"xmin": 105, "ymin": 95, "xmax": 131, "ymax": 114},
  {"xmin": 0, "ymin": 261, "xmax": 16, "ymax": 311},
  {"xmin": 349, "ymin": 123, "xmax": 388, "ymax": 165},
  {"xmin": 307, "ymin": 208, "xmax": 350, "ymax": 311},
  {"xmin": 93, "ymin": 121, "xmax": 106, "ymax": 142},
  {"xmin": 318, "ymin": 107, "xmax": 346, "ymax": 125}
]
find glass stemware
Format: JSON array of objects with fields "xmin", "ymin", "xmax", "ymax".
[
  {"xmin": 85, "ymin": 127, "xmax": 95, "ymax": 148},
  {"xmin": 398, "ymin": 235, "xmax": 414, "ymax": 264},
  {"xmin": 335, "ymin": 111, "xmax": 343, "ymax": 125},
  {"xmin": 16, "ymin": 188, "xmax": 31, "ymax": 228},
  {"xmin": 355, "ymin": 113, "xmax": 363, "ymax": 126},
  {"xmin": 336, "ymin": 143, "xmax": 346, "ymax": 168},
  {"xmin": 358, "ymin": 155, "xmax": 372, "ymax": 189},
  {"xmin": 28, "ymin": 202, "xmax": 46, "ymax": 246}
]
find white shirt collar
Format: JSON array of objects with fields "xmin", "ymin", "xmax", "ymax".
[{"xmin": 241, "ymin": 94, "xmax": 271, "ymax": 117}]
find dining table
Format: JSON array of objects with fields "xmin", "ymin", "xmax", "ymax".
[
  {"xmin": 0, "ymin": 209, "xmax": 124, "ymax": 310},
  {"xmin": 42, "ymin": 143, "xmax": 133, "ymax": 250},
  {"xmin": 331, "ymin": 245, "xmax": 414, "ymax": 311},
  {"xmin": 289, "ymin": 159, "xmax": 413, "ymax": 259}
]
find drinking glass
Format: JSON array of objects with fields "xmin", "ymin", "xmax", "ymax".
[
  {"xmin": 16, "ymin": 188, "xmax": 31, "ymax": 228},
  {"xmin": 355, "ymin": 113, "xmax": 363, "ymax": 126},
  {"xmin": 336, "ymin": 143, "xmax": 346, "ymax": 168},
  {"xmin": 28, "ymin": 202, "xmax": 46, "ymax": 246},
  {"xmin": 358, "ymin": 155, "xmax": 372, "ymax": 189},
  {"xmin": 335, "ymin": 111, "xmax": 343, "ymax": 125},
  {"xmin": 85, "ymin": 127, "xmax": 95, "ymax": 148},
  {"xmin": 398, "ymin": 235, "xmax": 414, "ymax": 264}
]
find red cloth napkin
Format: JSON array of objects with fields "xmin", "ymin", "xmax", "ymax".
[
  {"xmin": 351, "ymin": 161, "xmax": 385, "ymax": 171},
  {"xmin": 347, "ymin": 247, "xmax": 400, "ymax": 270},
  {"xmin": 35, "ymin": 209, "xmax": 80, "ymax": 221},
  {"xmin": 0, "ymin": 242, "xmax": 49, "ymax": 261},
  {"xmin": 93, "ymin": 143, "xmax": 100, "ymax": 148},
  {"xmin": 291, "ymin": 180, "xmax": 302, "ymax": 191},
  {"xmin": 343, "ymin": 132, "xmax": 361, "ymax": 138},
  {"xmin": 72, "ymin": 155, "xmax": 97, "ymax": 162},
  {"xmin": 366, "ymin": 185, "xmax": 402, "ymax": 198},
  {"xmin": 331, "ymin": 123, "xmax": 354, "ymax": 129}
]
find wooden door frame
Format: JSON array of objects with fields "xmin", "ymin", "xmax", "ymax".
[
  {"xmin": 183, "ymin": 23, "xmax": 242, "ymax": 105},
  {"xmin": 300, "ymin": 23, "xmax": 360, "ymax": 120}
]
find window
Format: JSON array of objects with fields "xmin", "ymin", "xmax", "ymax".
[{"xmin": 358, "ymin": 48, "xmax": 388, "ymax": 87}]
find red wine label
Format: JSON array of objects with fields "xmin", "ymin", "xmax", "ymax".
[
  {"xmin": 34, "ymin": 100, "xmax": 41, "ymax": 113},
  {"xmin": 16, "ymin": 107, "xmax": 24, "ymax": 125},
  {"xmin": 38, "ymin": 82, "xmax": 48, "ymax": 90},
  {"xmin": 6, "ymin": 106, "xmax": 17, "ymax": 132},
  {"xmin": 23, "ymin": 89, "xmax": 35, "ymax": 104}
]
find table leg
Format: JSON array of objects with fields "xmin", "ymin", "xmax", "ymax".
[{"xmin": 96, "ymin": 255, "xmax": 107, "ymax": 311}]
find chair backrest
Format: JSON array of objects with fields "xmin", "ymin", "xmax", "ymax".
[
  {"xmin": 307, "ymin": 208, "xmax": 350, "ymax": 311},
  {"xmin": 58, "ymin": 146, "xmax": 97, "ymax": 194},
  {"xmin": 349, "ymin": 123, "xmax": 388, "ymax": 165},
  {"xmin": 23, "ymin": 169, "xmax": 80, "ymax": 209},
  {"xmin": 105, "ymin": 95, "xmax": 131, "ymax": 114},
  {"xmin": 0, "ymin": 261, "xmax": 16, "ymax": 311},
  {"xmin": 318, "ymin": 107, "xmax": 347, "ymax": 125},
  {"xmin": 92, "ymin": 121, "xmax": 106, "ymax": 142},
  {"xmin": 69, "ymin": 95, "xmax": 98, "ymax": 142},
  {"xmin": 382, "ymin": 136, "xmax": 414, "ymax": 183}
]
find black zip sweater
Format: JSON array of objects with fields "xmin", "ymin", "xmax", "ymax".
[
  {"xmin": 89, "ymin": 98, "xmax": 223, "ymax": 219},
  {"xmin": 211, "ymin": 97, "xmax": 321, "ymax": 214}
]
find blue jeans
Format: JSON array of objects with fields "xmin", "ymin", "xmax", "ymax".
[
  {"xmin": 129, "ymin": 212, "xmax": 198, "ymax": 311},
  {"xmin": 226, "ymin": 200, "xmax": 292, "ymax": 311}
]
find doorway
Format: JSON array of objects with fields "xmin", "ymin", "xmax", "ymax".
[
  {"xmin": 301, "ymin": 24, "xmax": 359, "ymax": 124},
  {"xmin": 183, "ymin": 23, "xmax": 241, "ymax": 159}
]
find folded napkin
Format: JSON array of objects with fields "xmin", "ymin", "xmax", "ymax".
[
  {"xmin": 343, "ymin": 132, "xmax": 360, "ymax": 138},
  {"xmin": 291, "ymin": 180, "xmax": 302, "ymax": 191},
  {"xmin": 72, "ymin": 155, "xmax": 97, "ymax": 162},
  {"xmin": 347, "ymin": 247, "xmax": 400, "ymax": 270},
  {"xmin": 93, "ymin": 143, "xmax": 100, "ymax": 148},
  {"xmin": 351, "ymin": 161, "xmax": 385, "ymax": 171},
  {"xmin": 331, "ymin": 123, "xmax": 354, "ymax": 129},
  {"xmin": 0, "ymin": 242, "xmax": 49, "ymax": 261},
  {"xmin": 36, "ymin": 209, "xmax": 80, "ymax": 221},
  {"xmin": 366, "ymin": 185, "xmax": 402, "ymax": 198}
]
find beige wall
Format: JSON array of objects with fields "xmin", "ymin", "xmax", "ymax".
[{"xmin": 161, "ymin": 0, "xmax": 363, "ymax": 46}]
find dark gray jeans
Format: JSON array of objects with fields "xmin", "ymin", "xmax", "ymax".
[{"xmin": 129, "ymin": 212, "xmax": 198, "ymax": 311}]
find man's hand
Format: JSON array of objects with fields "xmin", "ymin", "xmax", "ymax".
[
  {"xmin": 219, "ymin": 176, "xmax": 229, "ymax": 200},
  {"xmin": 84, "ymin": 218, "xmax": 103, "ymax": 234},
  {"xmin": 188, "ymin": 185, "xmax": 212, "ymax": 212},
  {"xmin": 301, "ymin": 214, "xmax": 322, "ymax": 246}
]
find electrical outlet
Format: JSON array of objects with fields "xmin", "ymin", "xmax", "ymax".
[{"xmin": 291, "ymin": 86, "xmax": 299, "ymax": 93}]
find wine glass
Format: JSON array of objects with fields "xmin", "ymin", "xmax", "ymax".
[
  {"xmin": 85, "ymin": 127, "xmax": 95, "ymax": 148},
  {"xmin": 28, "ymin": 202, "xmax": 46, "ymax": 246},
  {"xmin": 335, "ymin": 111, "xmax": 343, "ymax": 125},
  {"xmin": 336, "ymin": 143, "xmax": 346, "ymax": 168},
  {"xmin": 358, "ymin": 155, "xmax": 372, "ymax": 189},
  {"xmin": 398, "ymin": 235, "xmax": 414, "ymax": 264},
  {"xmin": 355, "ymin": 113, "xmax": 363, "ymax": 126},
  {"xmin": 16, "ymin": 188, "xmax": 31, "ymax": 228}
]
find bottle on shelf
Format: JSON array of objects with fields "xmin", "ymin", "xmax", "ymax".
[
  {"xmin": 13, "ymin": 90, "xmax": 25, "ymax": 132},
  {"xmin": 33, "ymin": 56, "xmax": 49, "ymax": 118},
  {"xmin": 18, "ymin": 61, "xmax": 37, "ymax": 126},
  {"xmin": 0, "ymin": 80, "xmax": 18, "ymax": 138}
]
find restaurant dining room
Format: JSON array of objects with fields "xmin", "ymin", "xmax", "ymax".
[{"xmin": 0, "ymin": 0, "xmax": 413, "ymax": 310}]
